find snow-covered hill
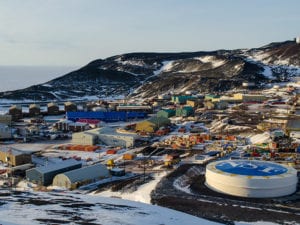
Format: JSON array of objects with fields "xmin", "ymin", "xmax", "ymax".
[{"xmin": 1, "ymin": 39, "xmax": 300, "ymax": 101}]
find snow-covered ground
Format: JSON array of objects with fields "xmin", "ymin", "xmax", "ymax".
[
  {"xmin": 249, "ymin": 132, "xmax": 271, "ymax": 144},
  {"xmin": 93, "ymin": 172, "xmax": 167, "ymax": 203},
  {"xmin": 0, "ymin": 190, "xmax": 221, "ymax": 225}
]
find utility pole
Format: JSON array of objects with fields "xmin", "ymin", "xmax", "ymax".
[{"xmin": 143, "ymin": 157, "xmax": 146, "ymax": 182}]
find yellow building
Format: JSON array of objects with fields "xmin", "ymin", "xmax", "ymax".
[
  {"xmin": 135, "ymin": 120, "xmax": 156, "ymax": 133},
  {"xmin": 186, "ymin": 99, "xmax": 201, "ymax": 108},
  {"xmin": 135, "ymin": 117, "xmax": 170, "ymax": 133}
]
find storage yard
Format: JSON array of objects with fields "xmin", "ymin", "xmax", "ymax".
[{"xmin": 0, "ymin": 83, "xmax": 300, "ymax": 224}]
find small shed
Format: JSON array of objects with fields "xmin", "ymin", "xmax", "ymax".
[
  {"xmin": 204, "ymin": 101, "xmax": 215, "ymax": 110},
  {"xmin": 9, "ymin": 105, "xmax": 22, "ymax": 121},
  {"xmin": 110, "ymin": 167, "xmax": 125, "ymax": 176},
  {"xmin": 29, "ymin": 104, "xmax": 41, "ymax": 117},
  {"xmin": 64, "ymin": 101, "xmax": 77, "ymax": 112},
  {"xmin": 214, "ymin": 100, "xmax": 228, "ymax": 110},
  {"xmin": 47, "ymin": 102, "xmax": 59, "ymax": 115},
  {"xmin": 52, "ymin": 164, "xmax": 109, "ymax": 189},
  {"xmin": 0, "ymin": 123, "xmax": 12, "ymax": 139},
  {"xmin": 26, "ymin": 159, "xmax": 82, "ymax": 186}
]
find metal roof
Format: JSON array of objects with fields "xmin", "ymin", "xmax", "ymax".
[
  {"xmin": 286, "ymin": 119, "xmax": 300, "ymax": 129},
  {"xmin": 58, "ymin": 163, "xmax": 109, "ymax": 183},
  {"xmin": 0, "ymin": 147, "xmax": 30, "ymax": 156},
  {"xmin": 215, "ymin": 160, "xmax": 287, "ymax": 176},
  {"xmin": 98, "ymin": 127, "xmax": 138, "ymax": 138},
  {"xmin": 34, "ymin": 159, "xmax": 81, "ymax": 174}
]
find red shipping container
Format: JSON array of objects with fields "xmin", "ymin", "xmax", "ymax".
[{"xmin": 106, "ymin": 149, "xmax": 117, "ymax": 154}]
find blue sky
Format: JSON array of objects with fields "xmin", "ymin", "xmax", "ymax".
[{"xmin": 0, "ymin": 0, "xmax": 299, "ymax": 66}]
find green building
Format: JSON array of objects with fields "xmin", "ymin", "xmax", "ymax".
[
  {"xmin": 157, "ymin": 109, "xmax": 176, "ymax": 118},
  {"xmin": 175, "ymin": 106, "xmax": 194, "ymax": 117}
]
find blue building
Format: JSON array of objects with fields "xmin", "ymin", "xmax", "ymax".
[{"xmin": 66, "ymin": 111, "xmax": 147, "ymax": 122}]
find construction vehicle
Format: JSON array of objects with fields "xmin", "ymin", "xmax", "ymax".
[{"xmin": 106, "ymin": 159, "xmax": 115, "ymax": 169}]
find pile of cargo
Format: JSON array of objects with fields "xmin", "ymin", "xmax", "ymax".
[
  {"xmin": 58, "ymin": 144, "xmax": 100, "ymax": 152},
  {"xmin": 164, "ymin": 153, "xmax": 180, "ymax": 166},
  {"xmin": 162, "ymin": 133, "xmax": 212, "ymax": 149}
]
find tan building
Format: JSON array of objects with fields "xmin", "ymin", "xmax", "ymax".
[
  {"xmin": 55, "ymin": 119, "xmax": 89, "ymax": 132},
  {"xmin": 47, "ymin": 102, "xmax": 59, "ymax": 115},
  {"xmin": 64, "ymin": 102, "xmax": 77, "ymax": 112},
  {"xmin": 9, "ymin": 105, "xmax": 22, "ymax": 121},
  {"xmin": 204, "ymin": 101, "xmax": 215, "ymax": 110},
  {"xmin": 72, "ymin": 130, "xmax": 99, "ymax": 145},
  {"xmin": 0, "ymin": 148, "xmax": 31, "ymax": 166},
  {"xmin": 0, "ymin": 115, "xmax": 12, "ymax": 125},
  {"xmin": 29, "ymin": 104, "xmax": 41, "ymax": 117},
  {"xmin": 233, "ymin": 93, "xmax": 267, "ymax": 103}
]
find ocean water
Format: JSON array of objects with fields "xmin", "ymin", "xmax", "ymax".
[{"xmin": 0, "ymin": 65, "xmax": 77, "ymax": 92}]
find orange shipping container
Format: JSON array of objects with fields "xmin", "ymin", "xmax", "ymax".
[
  {"xmin": 123, "ymin": 153, "xmax": 135, "ymax": 160},
  {"xmin": 227, "ymin": 136, "xmax": 236, "ymax": 141},
  {"xmin": 171, "ymin": 144, "xmax": 179, "ymax": 149}
]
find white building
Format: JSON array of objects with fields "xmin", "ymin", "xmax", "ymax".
[
  {"xmin": 205, "ymin": 160, "xmax": 298, "ymax": 198},
  {"xmin": 98, "ymin": 127, "xmax": 138, "ymax": 148},
  {"xmin": 72, "ymin": 127, "xmax": 139, "ymax": 148},
  {"xmin": 72, "ymin": 129, "xmax": 99, "ymax": 145},
  {"xmin": 296, "ymin": 36, "xmax": 300, "ymax": 44}
]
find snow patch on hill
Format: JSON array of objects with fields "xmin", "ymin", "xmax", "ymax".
[
  {"xmin": 262, "ymin": 66, "xmax": 275, "ymax": 79},
  {"xmin": 153, "ymin": 60, "xmax": 175, "ymax": 75},
  {"xmin": 195, "ymin": 56, "xmax": 226, "ymax": 68}
]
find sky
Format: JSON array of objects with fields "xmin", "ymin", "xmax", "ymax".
[{"xmin": 0, "ymin": 0, "xmax": 300, "ymax": 67}]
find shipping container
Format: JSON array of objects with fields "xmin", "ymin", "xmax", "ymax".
[
  {"xmin": 123, "ymin": 153, "xmax": 135, "ymax": 160},
  {"xmin": 106, "ymin": 149, "xmax": 117, "ymax": 154}
]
